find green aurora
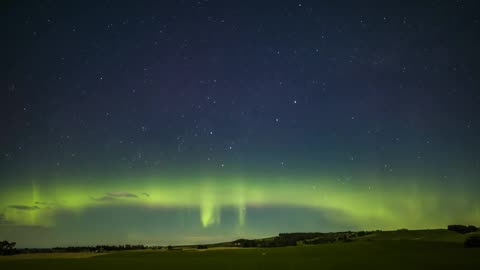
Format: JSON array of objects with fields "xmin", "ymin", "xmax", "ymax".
[{"xmin": 1, "ymin": 173, "xmax": 479, "ymax": 236}]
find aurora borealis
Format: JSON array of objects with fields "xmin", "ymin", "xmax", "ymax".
[{"xmin": 1, "ymin": 1, "xmax": 480, "ymax": 247}]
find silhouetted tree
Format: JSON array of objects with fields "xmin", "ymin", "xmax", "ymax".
[
  {"xmin": 468, "ymin": 225, "xmax": 478, "ymax": 232},
  {"xmin": 448, "ymin": 225, "xmax": 478, "ymax": 234},
  {"xmin": 0, "ymin": 240, "xmax": 16, "ymax": 255}
]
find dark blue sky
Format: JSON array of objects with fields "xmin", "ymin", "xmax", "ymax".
[{"xmin": 1, "ymin": 1, "xmax": 479, "ymax": 247}]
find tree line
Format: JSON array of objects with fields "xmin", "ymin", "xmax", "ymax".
[
  {"xmin": 447, "ymin": 225, "xmax": 478, "ymax": 234},
  {"xmin": 0, "ymin": 243, "xmax": 149, "ymax": 255},
  {"xmin": 232, "ymin": 231, "xmax": 377, "ymax": 247}
]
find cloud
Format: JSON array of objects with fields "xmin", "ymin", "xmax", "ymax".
[
  {"xmin": 8, "ymin": 205, "xmax": 40, "ymax": 211},
  {"xmin": 35, "ymin": 201, "xmax": 58, "ymax": 208},
  {"xmin": 92, "ymin": 192, "xmax": 139, "ymax": 202},
  {"xmin": 92, "ymin": 196, "xmax": 117, "ymax": 202},
  {"xmin": 106, "ymin": 192, "xmax": 138, "ymax": 198},
  {"xmin": 142, "ymin": 192, "xmax": 150, "ymax": 197}
]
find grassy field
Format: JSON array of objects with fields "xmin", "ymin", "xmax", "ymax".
[{"xmin": 1, "ymin": 230, "xmax": 480, "ymax": 270}]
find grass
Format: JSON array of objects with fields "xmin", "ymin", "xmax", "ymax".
[
  {"xmin": 1, "ymin": 230, "xmax": 480, "ymax": 270},
  {"xmin": 0, "ymin": 252, "xmax": 106, "ymax": 260}
]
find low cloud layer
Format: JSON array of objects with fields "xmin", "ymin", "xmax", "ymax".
[
  {"xmin": 106, "ymin": 192, "xmax": 138, "ymax": 198},
  {"xmin": 92, "ymin": 192, "xmax": 139, "ymax": 202},
  {"xmin": 92, "ymin": 196, "xmax": 117, "ymax": 202},
  {"xmin": 8, "ymin": 205, "xmax": 40, "ymax": 211}
]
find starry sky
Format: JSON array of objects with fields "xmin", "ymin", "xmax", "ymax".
[{"xmin": 1, "ymin": 0, "xmax": 480, "ymax": 247}]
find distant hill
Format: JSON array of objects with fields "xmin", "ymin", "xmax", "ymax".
[{"xmin": 203, "ymin": 227, "xmax": 479, "ymax": 249}]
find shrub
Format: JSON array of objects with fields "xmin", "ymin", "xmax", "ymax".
[{"xmin": 464, "ymin": 235, "xmax": 480, "ymax": 248}]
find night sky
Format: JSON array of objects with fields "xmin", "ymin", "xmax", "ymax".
[{"xmin": 1, "ymin": 1, "xmax": 480, "ymax": 247}]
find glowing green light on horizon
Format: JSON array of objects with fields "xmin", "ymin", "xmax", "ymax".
[{"xmin": 0, "ymin": 175, "xmax": 479, "ymax": 230}]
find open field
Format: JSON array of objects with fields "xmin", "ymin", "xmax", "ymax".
[
  {"xmin": 0, "ymin": 252, "xmax": 106, "ymax": 260},
  {"xmin": 1, "ymin": 230, "xmax": 479, "ymax": 270}
]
